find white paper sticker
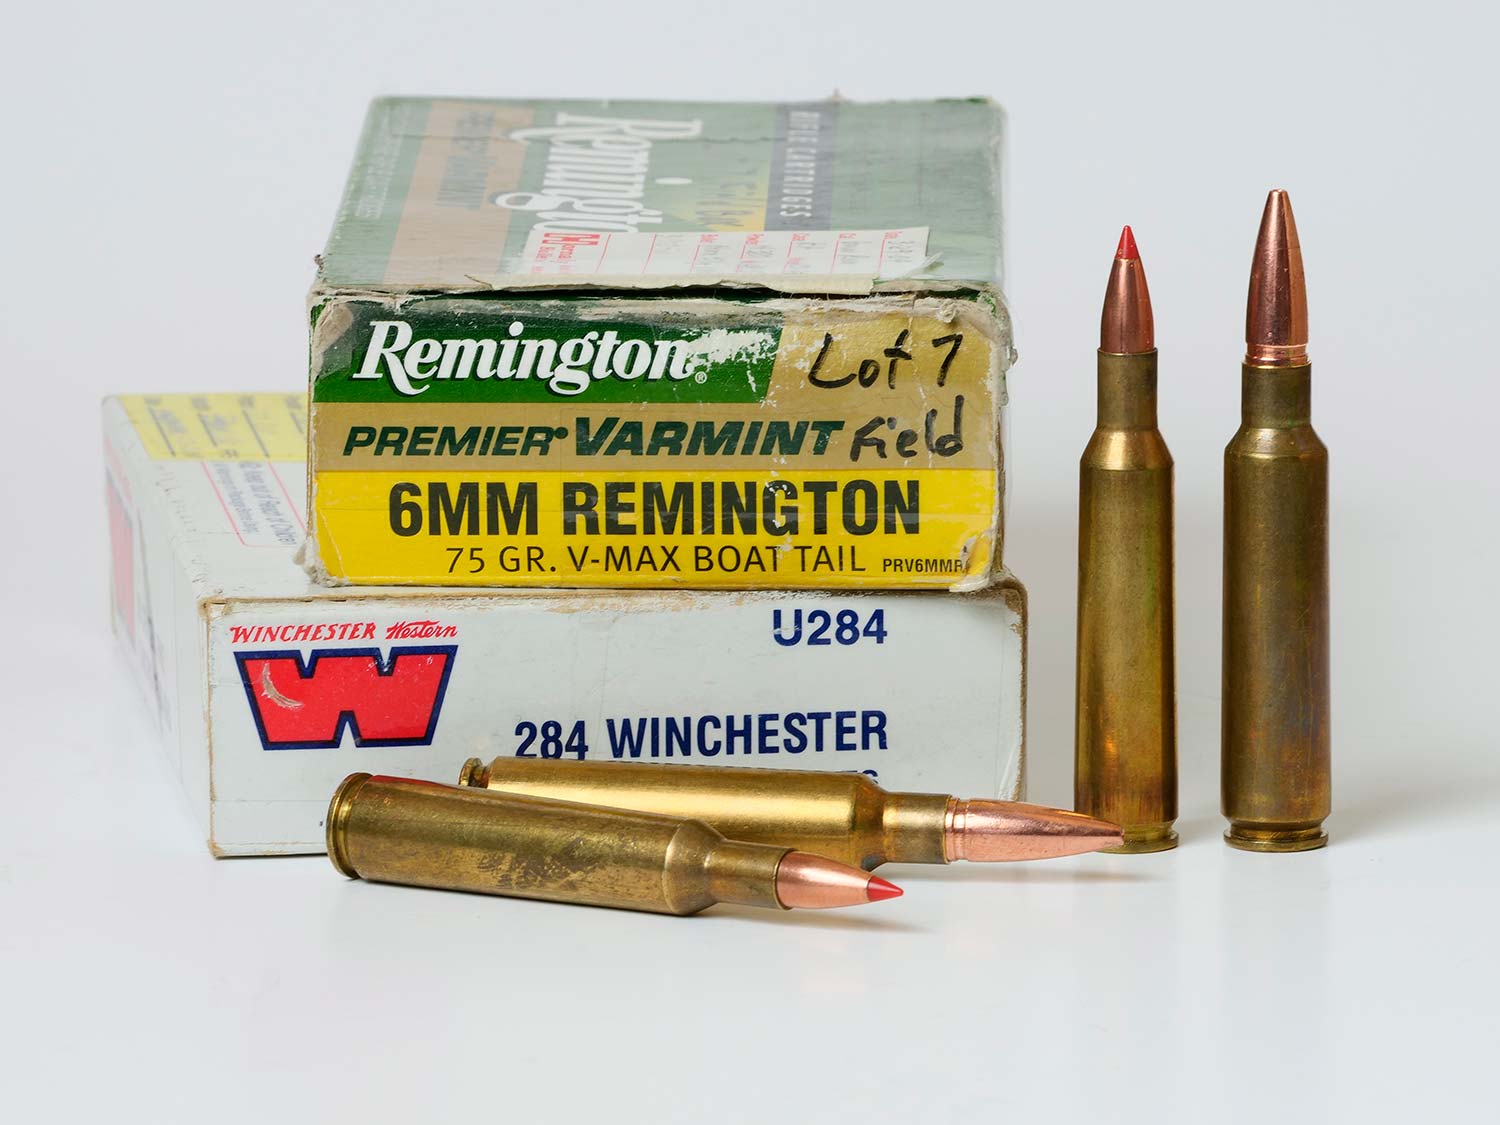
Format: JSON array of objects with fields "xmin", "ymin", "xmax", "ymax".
[
  {"xmin": 521, "ymin": 227, "xmax": 930, "ymax": 280},
  {"xmin": 200, "ymin": 461, "xmax": 304, "ymax": 548}
]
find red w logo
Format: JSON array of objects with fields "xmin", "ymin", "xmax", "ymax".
[{"xmin": 234, "ymin": 646, "xmax": 457, "ymax": 750}]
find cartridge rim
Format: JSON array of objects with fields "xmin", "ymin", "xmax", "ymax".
[
  {"xmin": 1101, "ymin": 825, "xmax": 1178, "ymax": 855},
  {"xmin": 326, "ymin": 772, "xmax": 373, "ymax": 878},
  {"xmin": 1224, "ymin": 825, "xmax": 1328, "ymax": 853}
]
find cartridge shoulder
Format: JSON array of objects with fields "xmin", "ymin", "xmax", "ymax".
[
  {"xmin": 1224, "ymin": 423, "xmax": 1327, "ymax": 461},
  {"xmin": 1082, "ymin": 428, "xmax": 1173, "ymax": 472}
]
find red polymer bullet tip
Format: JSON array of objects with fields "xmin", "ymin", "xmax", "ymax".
[
  {"xmin": 866, "ymin": 876, "xmax": 904, "ymax": 902},
  {"xmin": 1102, "ymin": 226, "xmax": 1154, "ymax": 352}
]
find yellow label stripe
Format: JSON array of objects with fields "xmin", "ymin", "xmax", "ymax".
[{"xmin": 314, "ymin": 469, "xmax": 996, "ymax": 589}]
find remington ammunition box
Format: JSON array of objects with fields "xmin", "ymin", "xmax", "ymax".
[
  {"xmin": 105, "ymin": 393, "xmax": 1026, "ymax": 856},
  {"xmin": 305, "ymin": 97, "xmax": 1012, "ymax": 590}
]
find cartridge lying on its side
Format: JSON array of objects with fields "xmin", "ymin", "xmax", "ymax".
[
  {"xmin": 1222, "ymin": 190, "xmax": 1331, "ymax": 852},
  {"xmin": 327, "ymin": 773, "xmax": 901, "ymax": 914},
  {"xmin": 459, "ymin": 757, "xmax": 1121, "ymax": 869}
]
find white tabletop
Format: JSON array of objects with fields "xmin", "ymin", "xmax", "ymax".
[{"xmin": 5, "ymin": 1, "xmax": 1498, "ymax": 1120}]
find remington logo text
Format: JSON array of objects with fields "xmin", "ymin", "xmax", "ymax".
[
  {"xmin": 492, "ymin": 113, "xmax": 701, "ymax": 234},
  {"xmin": 353, "ymin": 320, "xmax": 694, "ymax": 397}
]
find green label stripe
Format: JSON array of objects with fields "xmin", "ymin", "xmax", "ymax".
[
  {"xmin": 319, "ymin": 100, "xmax": 431, "ymax": 289},
  {"xmin": 314, "ymin": 301, "xmax": 780, "ymax": 404}
]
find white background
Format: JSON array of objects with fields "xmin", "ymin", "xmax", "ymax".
[{"xmin": 3, "ymin": 1, "xmax": 1496, "ymax": 1120}]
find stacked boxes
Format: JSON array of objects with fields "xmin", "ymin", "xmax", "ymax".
[{"xmin": 107, "ymin": 97, "xmax": 1025, "ymax": 855}]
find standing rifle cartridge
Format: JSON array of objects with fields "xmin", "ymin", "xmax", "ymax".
[
  {"xmin": 326, "ymin": 773, "xmax": 902, "ymax": 914},
  {"xmin": 1222, "ymin": 190, "xmax": 1331, "ymax": 852},
  {"xmin": 458, "ymin": 757, "xmax": 1122, "ymax": 869},
  {"xmin": 1074, "ymin": 227, "xmax": 1178, "ymax": 853}
]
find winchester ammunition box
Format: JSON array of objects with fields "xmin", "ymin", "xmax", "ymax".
[
  {"xmin": 106, "ymin": 393, "xmax": 1026, "ymax": 856},
  {"xmin": 306, "ymin": 97, "xmax": 1012, "ymax": 590}
]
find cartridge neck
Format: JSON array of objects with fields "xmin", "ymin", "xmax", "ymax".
[
  {"xmin": 704, "ymin": 840, "xmax": 788, "ymax": 910},
  {"xmin": 878, "ymin": 792, "xmax": 953, "ymax": 865},
  {"xmin": 1096, "ymin": 351, "xmax": 1159, "ymax": 429},
  {"xmin": 1241, "ymin": 363, "xmax": 1312, "ymax": 426}
]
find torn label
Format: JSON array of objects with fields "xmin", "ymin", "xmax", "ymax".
[{"xmin": 522, "ymin": 228, "xmax": 930, "ymax": 280}]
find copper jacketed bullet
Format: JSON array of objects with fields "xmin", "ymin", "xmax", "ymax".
[
  {"xmin": 1074, "ymin": 227, "xmax": 1178, "ymax": 853},
  {"xmin": 327, "ymin": 774, "xmax": 901, "ymax": 914},
  {"xmin": 459, "ymin": 757, "xmax": 1123, "ymax": 868},
  {"xmin": 1223, "ymin": 190, "xmax": 1331, "ymax": 852}
]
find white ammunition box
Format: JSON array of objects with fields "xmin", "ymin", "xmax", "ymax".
[{"xmin": 105, "ymin": 393, "xmax": 1025, "ymax": 855}]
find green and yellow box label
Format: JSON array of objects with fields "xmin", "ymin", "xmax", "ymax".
[{"xmin": 308, "ymin": 298, "xmax": 1002, "ymax": 588}]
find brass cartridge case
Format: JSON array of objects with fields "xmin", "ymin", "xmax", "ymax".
[
  {"xmin": 1223, "ymin": 364, "xmax": 1330, "ymax": 851},
  {"xmin": 327, "ymin": 773, "xmax": 788, "ymax": 914},
  {"xmin": 1074, "ymin": 350, "xmax": 1178, "ymax": 852},
  {"xmin": 461, "ymin": 758, "xmax": 951, "ymax": 870}
]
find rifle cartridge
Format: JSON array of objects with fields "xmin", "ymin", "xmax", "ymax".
[
  {"xmin": 327, "ymin": 774, "xmax": 899, "ymax": 913},
  {"xmin": 1223, "ymin": 190, "xmax": 1330, "ymax": 851},
  {"xmin": 459, "ymin": 757, "xmax": 1122, "ymax": 868},
  {"xmin": 1074, "ymin": 228, "xmax": 1178, "ymax": 853}
]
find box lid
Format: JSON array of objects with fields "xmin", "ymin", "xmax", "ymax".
[{"xmin": 315, "ymin": 97, "xmax": 1005, "ymax": 298}]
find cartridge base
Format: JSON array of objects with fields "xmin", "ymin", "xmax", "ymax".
[
  {"xmin": 1102, "ymin": 825, "xmax": 1178, "ymax": 854},
  {"xmin": 325, "ymin": 772, "xmax": 369, "ymax": 878},
  {"xmin": 1224, "ymin": 824, "xmax": 1328, "ymax": 853}
]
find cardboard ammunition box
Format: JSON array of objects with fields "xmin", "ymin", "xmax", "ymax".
[
  {"xmin": 306, "ymin": 97, "xmax": 1013, "ymax": 590},
  {"xmin": 105, "ymin": 393, "xmax": 1026, "ymax": 856}
]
